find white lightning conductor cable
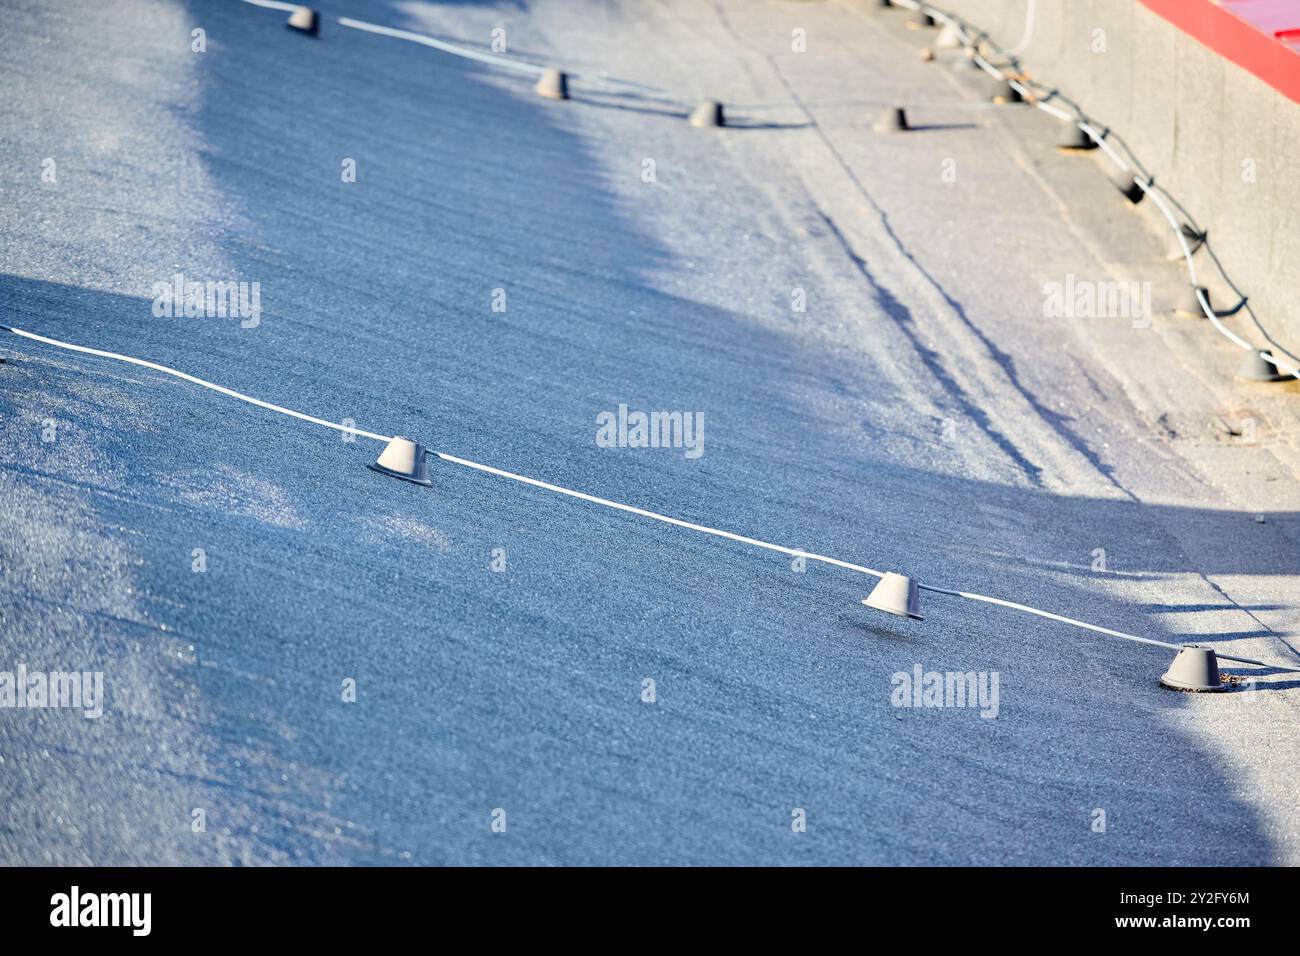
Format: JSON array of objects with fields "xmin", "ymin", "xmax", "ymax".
[
  {"xmin": 335, "ymin": 17, "xmax": 545, "ymax": 76},
  {"xmin": 2, "ymin": 326, "xmax": 393, "ymax": 443},
  {"xmin": 0, "ymin": 326, "xmax": 878, "ymax": 578},
  {"xmin": 10, "ymin": 324, "xmax": 1297, "ymax": 672},
  {"xmin": 910, "ymin": 1, "xmax": 1297, "ymax": 375},
  {"xmin": 240, "ymin": 2, "xmax": 670, "ymax": 96},
  {"xmin": 333, "ymin": 15, "xmax": 675, "ymax": 95},
  {"xmin": 917, "ymin": 584, "xmax": 1287, "ymax": 669},
  {"xmin": 433, "ymin": 451, "xmax": 884, "ymax": 577}
]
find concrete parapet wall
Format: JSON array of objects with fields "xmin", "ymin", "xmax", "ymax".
[{"xmin": 930, "ymin": 0, "xmax": 1300, "ymax": 350}]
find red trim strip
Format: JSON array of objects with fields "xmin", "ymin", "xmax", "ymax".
[{"xmin": 1139, "ymin": 0, "xmax": 1300, "ymax": 104}]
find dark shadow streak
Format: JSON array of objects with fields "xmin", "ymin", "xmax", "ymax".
[
  {"xmin": 903, "ymin": 122, "xmax": 979, "ymax": 132},
  {"xmin": 1138, "ymin": 603, "xmax": 1288, "ymax": 613},
  {"xmin": 1238, "ymin": 679, "xmax": 1300, "ymax": 691},
  {"xmin": 724, "ymin": 120, "xmax": 814, "ymax": 131},
  {"xmin": 839, "ymin": 615, "xmax": 922, "ymax": 645},
  {"xmin": 567, "ymin": 94, "xmax": 689, "ymax": 120}
]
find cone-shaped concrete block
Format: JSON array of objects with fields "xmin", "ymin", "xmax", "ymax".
[
  {"xmin": 1057, "ymin": 122, "xmax": 1096, "ymax": 151},
  {"xmin": 920, "ymin": 47, "xmax": 936, "ymax": 63},
  {"xmin": 534, "ymin": 68, "xmax": 569, "ymax": 100},
  {"xmin": 1110, "ymin": 169, "xmax": 1145, "ymax": 204},
  {"xmin": 689, "ymin": 101, "xmax": 725, "ymax": 128},
  {"xmin": 935, "ymin": 23, "xmax": 962, "ymax": 49},
  {"xmin": 873, "ymin": 106, "xmax": 909, "ymax": 132},
  {"xmin": 1160, "ymin": 646, "xmax": 1226, "ymax": 692},
  {"xmin": 287, "ymin": 6, "xmax": 319, "ymax": 36},
  {"xmin": 989, "ymin": 78, "xmax": 1021, "ymax": 104},
  {"xmin": 1174, "ymin": 286, "xmax": 1210, "ymax": 318},
  {"xmin": 862, "ymin": 573, "xmax": 924, "ymax": 621},
  {"xmin": 368, "ymin": 437, "xmax": 433, "ymax": 486},
  {"xmin": 1237, "ymin": 349, "xmax": 1289, "ymax": 383}
]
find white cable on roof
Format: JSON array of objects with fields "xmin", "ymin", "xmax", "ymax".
[
  {"xmin": 238, "ymin": 0, "xmax": 546, "ymax": 75},
  {"xmin": 241, "ymin": 0, "xmax": 299, "ymax": 11},
  {"xmin": 335, "ymin": 16, "xmax": 546, "ymax": 76},
  {"xmin": 910, "ymin": 1, "xmax": 1297, "ymax": 376},
  {"xmin": 242, "ymin": 1, "xmax": 668, "ymax": 96},
  {"xmin": 333, "ymin": 14, "xmax": 674, "ymax": 97},
  {"xmin": 918, "ymin": 583, "xmax": 1296, "ymax": 669},
  {"xmin": 1083, "ymin": 124, "xmax": 1132, "ymax": 172},
  {"xmin": 434, "ymin": 451, "xmax": 885, "ymax": 578},
  {"xmin": 2, "ymin": 326, "xmax": 393, "ymax": 443},
  {"xmin": 882, "ymin": 2, "xmax": 1294, "ymax": 378},
  {"xmin": 1034, "ymin": 100, "xmax": 1072, "ymax": 123},
  {"xmin": 0, "ymin": 325, "xmax": 879, "ymax": 576},
  {"xmin": 7, "ymin": 324, "xmax": 1297, "ymax": 672},
  {"xmin": 1007, "ymin": 0, "xmax": 1037, "ymax": 56}
]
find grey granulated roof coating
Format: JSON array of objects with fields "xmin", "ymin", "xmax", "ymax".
[{"xmin": 1, "ymin": 0, "xmax": 1297, "ymax": 865}]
